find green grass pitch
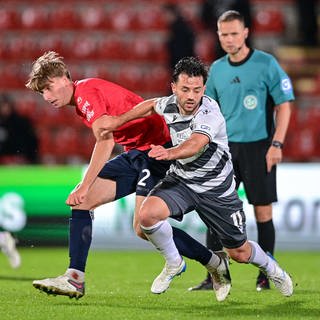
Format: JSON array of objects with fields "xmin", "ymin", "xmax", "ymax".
[{"xmin": 0, "ymin": 248, "xmax": 319, "ymax": 320}]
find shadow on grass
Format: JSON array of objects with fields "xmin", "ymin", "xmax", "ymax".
[{"xmin": 0, "ymin": 275, "xmax": 35, "ymax": 281}]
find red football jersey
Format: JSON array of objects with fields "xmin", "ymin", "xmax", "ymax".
[{"xmin": 73, "ymin": 78, "xmax": 171, "ymax": 151}]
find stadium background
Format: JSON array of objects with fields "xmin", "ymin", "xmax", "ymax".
[{"xmin": 0, "ymin": 0, "xmax": 319, "ymax": 250}]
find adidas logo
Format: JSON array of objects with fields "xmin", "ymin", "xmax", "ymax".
[{"xmin": 230, "ymin": 76, "xmax": 240, "ymax": 84}]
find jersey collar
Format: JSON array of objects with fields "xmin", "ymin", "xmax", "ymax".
[{"xmin": 228, "ymin": 48, "xmax": 254, "ymax": 66}]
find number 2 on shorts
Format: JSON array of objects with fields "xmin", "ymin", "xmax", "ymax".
[{"xmin": 138, "ymin": 169, "xmax": 151, "ymax": 187}]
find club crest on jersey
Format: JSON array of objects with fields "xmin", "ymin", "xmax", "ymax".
[{"xmin": 243, "ymin": 95, "xmax": 258, "ymax": 110}]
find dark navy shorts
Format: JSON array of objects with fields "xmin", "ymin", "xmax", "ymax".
[
  {"xmin": 98, "ymin": 144, "xmax": 172, "ymax": 199},
  {"xmin": 229, "ymin": 139, "xmax": 277, "ymax": 205},
  {"xmin": 149, "ymin": 174, "xmax": 247, "ymax": 249}
]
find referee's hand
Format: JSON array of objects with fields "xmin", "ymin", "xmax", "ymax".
[{"xmin": 266, "ymin": 146, "xmax": 282, "ymax": 172}]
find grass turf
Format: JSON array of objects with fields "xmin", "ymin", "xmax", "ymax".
[{"xmin": 0, "ymin": 248, "xmax": 319, "ymax": 320}]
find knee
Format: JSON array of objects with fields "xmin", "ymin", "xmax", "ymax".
[
  {"xmin": 138, "ymin": 196, "xmax": 169, "ymax": 227},
  {"xmin": 138, "ymin": 206, "xmax": 152, "ymax": 226},
  {"xmin": 227, "ymin": 247, "xmax": 251, "ymax": 263},
  {"xmin": 133, "ymin": 223, "xmax": 147, "ymax": 240},
  {"xmin": 254, "ymin": 205, "xmax": 272, "ymax": 222}
]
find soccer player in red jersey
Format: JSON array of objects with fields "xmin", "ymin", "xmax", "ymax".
[{"xmin": 26, "ymin": 51, "xmax": 220, "ymax": 299}]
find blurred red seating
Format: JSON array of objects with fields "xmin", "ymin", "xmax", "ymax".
[
  {"xmin": 36, "ymin": 34, "xmax": 63, "ymax": 57},
  {"xmin": 20, "ymin": 7, "xmax": 49, "ymax": 29},
  {"xmin": 0, "ymin": 64, "xmax": 23, "ymax": 88},
  {"xmin": 195, "ymin": 32, "xmax": 215, "ymax": 63},
  {"xmin": 109, "ymin": 6, "xmax": 134, "ymax": 31},
  {"xmin": 128, "ymin": 36, "xmax": 153, "ymax": 61},
  {"xmin": 144, "ymin": 65, "xmax": 170, "ymax": 93},
  {"xmin": 52, "ymin": 127, "xmax": 79, "ymax": 156},
  {"xmin": 0, "ymin": 8, "xmax": 20, "ymax": 30},
  {"xmin": 78, "ymin": 5, "xmax": 109, "ymax": 30},
  {"xmin": 69, "ymin": 35, "xmax": 98, "ymax": 59},
  {"xmin": 5, "ymin": 35, "xmax": 38, "ymax": 60},
  {"xmin": 48, "ymin": 5, "xmax": 79, "ymax": 29},
  {"xmin": 117, "ymin": 65, "xmax": 145, "ymax": 91},
  {"xmin": 97, "ymin": 36, "xmax": 126, "ymax": 59},
  {"xmin": 134, "ymin": 5, "xmax": 166, "ymax": 30},
  {"xmin": 253, "ymin": 10, "xmax": 285, "ymax": 33}
]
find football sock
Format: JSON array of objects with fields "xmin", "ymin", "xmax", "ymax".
[
  {"xmin": 172, "ymin": 226, "xmax": 212, "ymax": 265},
  {"xmin": 248, "ymin": 240, "xmax": 276, "ymax": 274},
  {"xmin": 204, "ymin": 228, "xmax": 224, "ymax": 279},
  {"xmin": 257, "ymin": 219, "xmax": 275, "ymax": 255},
  {"xmin": 141, "ymin": 220, "xmax": 181, "ymax": 266},
  {"xmin": 205, "ymin": 251, "xmax": 222, "ymax": 273},
  {"xmin": 66, "ymin": 268, "xmax": 85, "ymax": 282},
  {"xmin": 206, "ymin": 228, "xmax": 224, "ymax": 251},
  {"xmin": 68, "ymin": 209, "xmax": 93, "ymax": 272}
]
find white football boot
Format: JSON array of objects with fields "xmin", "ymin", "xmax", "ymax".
[
  {"xmin": 266, "ymin": 254, "xmax": 293, "ymax": 297},
  {"xmin": 33, "ymin": 274, "xmax": 85, "ymax": 299},
  {"xmin": 206, "ymin": 251, "xmax": 231, "ymax": 302},
  {"xmin": 151, "ymin": 259, "xmax": 186, "ymax": 294}
]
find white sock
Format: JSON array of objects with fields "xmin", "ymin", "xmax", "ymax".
[
  {"xmin": 205, "ymin": 250, "xmax": 222, "ymax": 273},
  {"xmin": 0, "ymin": 231, "xmax": 6, "ymax": 246},
  {"xmin": 66, "ymin": 268, "xmax": 85, "ymax": 282},
  {"xmin": 141, "ymin": 220, "xmax": 182, "ymax": 267},
  {"xmin": 248, "ymin": 240, "xmax": 276, "ymax": 274}
]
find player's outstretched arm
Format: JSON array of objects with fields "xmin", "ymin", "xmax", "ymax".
[
  {"xmin": 66, "ymin": 117, "xmax": 115, "ymax": 206},
  {"xmin": 100, "ymin": 98, "xmax": 157, "ymax": 137},
  {"xmin": 149, "ymin": 133, "xmax": 209, "ymax": 161}
]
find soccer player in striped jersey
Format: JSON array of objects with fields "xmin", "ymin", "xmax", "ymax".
[{"xmin": 100, "ymin": 56, "xmax": 294, "ymax": 299}]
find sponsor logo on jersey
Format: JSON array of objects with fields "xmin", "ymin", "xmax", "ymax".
[
  {"xmin": 80, "ymin": 99, "xmax": 95, "ymax": 122},
  {"xmin": 243, "ymin": 95, "xmax": 258, "ymax": 110},
  {"xmin": 201, "ymin": 125, "xmax": 211, "ymax": 131},
  {"xmin": 281, "ymin": 78, "xmax": 292, "ymax": 92},
  {"xmin": 230, "ymin": 76, "xmax": 240, "ymax": 84}
]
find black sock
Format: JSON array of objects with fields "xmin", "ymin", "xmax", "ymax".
[
  {"xmin": 172, "ymin": 226, "xmax": 212, "ymax": 265},
  {"xmin": 206, "ymin": 228, "xmax": 223, "ymax": 252},
  {"xmin": 68, "ymin": 209, "xmax": 93, "ymax": 272},
  {"xmin": 257, "ymin": 219, "xmax": 275, "ymax": 255},
  {"xmin": 257, "ymin": 219, "xmax": 275, "ymax": 278}
]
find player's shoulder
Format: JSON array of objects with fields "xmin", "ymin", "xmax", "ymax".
[
  {"xmin": 196, "ymin": 95, "xmax": 220, "ymax": 117},
  {"xmin": 75, "ymin": 78, "xmax": 111, "ymax": 89},
  {"xmin": 202, "ymin": 95, "xmax": 219, "ymax": 108},
  {"xmin": 156, "ymin": 95, "xmax": 178, "ymax": 113},
  {"xmin": 74, "ymin": 78, "xmax": 105, "ymax": 94},
  {"xmin": 252, "ymin": 49, "xmax": 279, "ymax": 65}
]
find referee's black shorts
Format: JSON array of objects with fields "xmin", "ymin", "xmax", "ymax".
[{"xmin": 229, "ymin": 139, "xmax": 277, "ymax": 206}]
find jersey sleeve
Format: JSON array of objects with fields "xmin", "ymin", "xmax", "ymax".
[
  {"xmin": 193, "ymin": 100, "xmax": 224, "ymax": 142},
  {"xmin": 154, "ymin": 95, "xmax": 177, "ymax": 116},
  {"xmin": 267, "ymin": 57, "xmax": 295, "ymax": 105}
]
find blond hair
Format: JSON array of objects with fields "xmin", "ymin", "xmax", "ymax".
[{"xmin": 25, "ymin": 51, "xmax": 71, "ymax": 92}]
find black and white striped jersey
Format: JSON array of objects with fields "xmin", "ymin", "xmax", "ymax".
[{"xmin": 155, "ymin": 94, "xmax": 236, "ymax": 195}]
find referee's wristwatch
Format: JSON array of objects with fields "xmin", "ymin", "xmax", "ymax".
[{"xmin": 271, "ymin": 140, "xmax": 283, "ymax": 149}]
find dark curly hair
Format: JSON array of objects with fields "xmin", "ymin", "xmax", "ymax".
[{"xmin": 172, "ymin": 56, "xmax": 208, "ymax": 84}]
